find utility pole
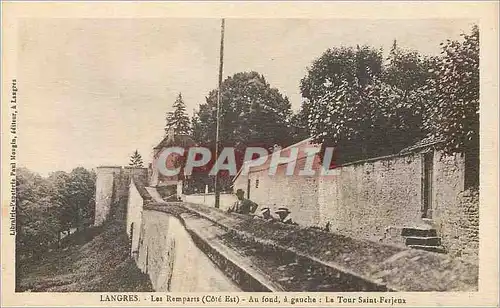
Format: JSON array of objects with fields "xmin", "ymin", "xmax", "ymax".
[{"xmin": 214, "ymin": 18, "xmax": 225, "ymax": 208}]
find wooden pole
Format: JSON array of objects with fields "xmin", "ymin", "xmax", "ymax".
[{"xmin": 214, "ymin": 18, "xmax": 225, "ymax": 208}]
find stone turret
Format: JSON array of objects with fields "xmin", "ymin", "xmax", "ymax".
[{"xmin": 94, "ymin": 166, "xmax": 148, "ymax": 226}]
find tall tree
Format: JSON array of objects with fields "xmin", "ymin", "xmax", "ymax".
[
  {"xmin": 16, "ymin": 167, "xmax": 96, "ymax": 261},
  {"xmin": 65, "ymin": 167, "xmax": 96, "ymax": 231},
  {"xmin": 300, "ymin": 45, "xmax": 384, "ymax": 162},
  {"xmin": 129, "ymin": 150, "xmax": 144, "ymax": 168},
  {"xmin": 377, "ymin": 43, "xmax": 434, "ymax": 153},
  {"xmin": 299, "ymin": 44, "xmax": 433, "ymax": 163},
  {"xmin": 16, "ymin": 168, "xmax": 61, "ymax": 260},
  {"xmin": 192, "ymin": 71, "xmax": 293, "ymax": 150},
  {"xmin": 290, "ymin": 107, "xmax": 310, "ymax": 144},
  {"xmin": 384, "ymin": 40, "xmax": 434, "ymax": 91},
  {"xmin": 47, "ymin": 171, "xmax": 71, "ymax": 233},
  {"xmin": 423, "ymin": 26, "xmax": 479, "ymax": 154},
  {"xmin": 191, "ymin": 71, "xmax": 293, "ymax": 190},
  {"xmin": 165, "ymin": 93, "xmax": 191, "ymax": 135}
]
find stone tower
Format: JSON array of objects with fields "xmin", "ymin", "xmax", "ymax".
[{"xmin": 94, "ymin": 166, "xmax": 148, "ymax": 226}]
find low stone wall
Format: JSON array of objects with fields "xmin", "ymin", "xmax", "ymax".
[
  {"xmin": 233, "ymin": 167, "xmax": 320, "ymax": 227},
  {"xmin": 126, "ymin": 181, "xmax": 144, "ymax": 256},
  {"xmin": 318, "ymin": 154, "xmax": 424, "ymax": 242},
  {"xmin": 136, "ymin": 210, "xmax": 240, "ymax": 292},
  {"xmin": 143, "ymin": 202, "xmax": 478, "ymax": 292},
  {"xmin": 433, "ymin": 188, "xmax": 479, "ymax": 264},
  {"xmin": 182, "ymin": 193, "xmax": 237, "ymax": 211},
  {"xmin": 234, "ymin": 149, "xmax": 471, "ymax": 257}
]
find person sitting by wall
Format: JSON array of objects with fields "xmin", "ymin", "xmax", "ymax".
[
  {"xmin": 275, "ymin": 207, "xmax": 296, "ymax": 225},
  {"xmin": 254, "ymin": 207, "xmax": 276, "ymax": 222},
  {"xmin": 227, "ymin": 189, "xmax": 258, "ymax": 215}
]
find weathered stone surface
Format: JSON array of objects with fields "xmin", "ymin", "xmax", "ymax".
[
  {"xmin": 434, "ymin": 188, "xmax": 479, "ymax": 264},
  {"xmin": 231, "ymin": 149, "xmax": 474, "ymax": 262},
  {"xmin": 318, "ymin": 154, "xmax": 424, "ymax": 243},
  {"xmin": 181, "ymin": 214, "xmax": 285, "ymax": 291},
  {"xmin": 95, "ymin": 167, "xmax": 122, "ymax": 226},
  {"xmin": 136, "ymin": 210, "xmax": 240, "ymax": 292},
  {"xmin": 183, "ymin": 193, "xmax": 238, "ymax": 211},
  {"xmin": 95, "ymin": 166, "xmax": 148, "ymax": 226},
  {"xmin": 126, "ymin": 180, "xmax": 148, "ymax": 256},
  {"xmin": 146, "ymin": 202, "xmax": 478, "ymax": 292}
]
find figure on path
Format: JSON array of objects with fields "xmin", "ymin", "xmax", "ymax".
[
  {"xmin": 227, "ymin": 189, "xmax": 258, "ymax": 215},
  {"xmin": 275, "ymin": 207, "xmax": 296, "ymax": 225},
  {"xmin": 254, "ymin": 207, "xmax": 276, "ymax": 222}
]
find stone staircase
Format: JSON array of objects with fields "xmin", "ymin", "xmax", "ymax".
[{"xmin": 401, "ymin": 225, "xmax": 446, "ymax": 253}]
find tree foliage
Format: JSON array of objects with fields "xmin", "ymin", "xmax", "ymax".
[
  {"xmin": 129, "ymin": 150, "xmax": 144, "ymax": 168},
  {"xmin": 299, "ymin": 46, "xmax": 385, "ymax": 159},
  {"xmin": 16, "ymin": 168, "xmax": 60, "ymax": 260},
  {"xmin": 298, "ymin": 43, "xmax": 441, "ymax": 163},
  {"xmin": 190, "ymin": 71, "xmax": 293, "ymax": 191},
  {"xmin": 192, "ymin": 71, "xmax": 293, "ymax": 150},
  {"xmin": 424, "ymin": 26, "xmax": 479, "ymax": 154},
  {"xmin": 16, "ymin": 167, "xmax": 96, "ymax": 261},
  {"xmin": 165, "ymin": 93, "xmax": 191, "ymax": 135},
  {"xmin": 64, "ymin": 168, "xmax": 96, "ymax": 230},
  {"xmin": 301, "ymin": 46, "xmax": 392, "ymax": 161},
  {"xmin": 47, "ymin": 171, "xmax": 72, "ymax": 231},
  {"xmin": 384, "ymin": 40, "xmax": 434, "ymax": 91},
  {"xmin": 290, "ymin": 107, "xmax": 310, "ymax": 144}
]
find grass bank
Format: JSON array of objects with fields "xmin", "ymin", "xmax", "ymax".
[{"xmin": 16, "ymin": 221, "xmax": 153, "ymax": 292}]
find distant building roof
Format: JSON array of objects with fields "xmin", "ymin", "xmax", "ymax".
[
  {"xmin": 233, "ymin": 137, "xmax": 322, "ymax": 182},
  {"xmin": 399, "ymin": 136, "xmax": 445, "ymax": 154},
  {"xmin": 153, "ymin": 134, "xmax": 196, "ymax": 150}
]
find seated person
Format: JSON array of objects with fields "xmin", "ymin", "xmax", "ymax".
[
  {"xmin": 254, "ymin": 207, "xmax": 276, "ymax": 222},
  {"xmin": 227, "ymin": 189, "xmax": 258, "ymax": 215},
  {"xmin": 275, "ymin": 207, "xmax": 296, "ymax": 225}
]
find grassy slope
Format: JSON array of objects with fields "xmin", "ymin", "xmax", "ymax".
[{"xmin": 16, "ymin": 221, "xmax": 153, "ymax": 292}]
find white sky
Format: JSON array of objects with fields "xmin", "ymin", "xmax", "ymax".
[{"xmin": 18, "ymin": 18, "xmax": 475, "ymax": 175}]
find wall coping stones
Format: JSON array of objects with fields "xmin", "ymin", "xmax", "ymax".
[
  {"xmin": 145, "ymin": 202, "xmax": 478, "ymax": 292},
  {"xmin": 96, "ymin": 165, "xmax": 124, "ymax": 169},
  {"xmin": 181, "ymin": 213, "xmax": 286, "ymax": 292},
  {"xmin": 130, "ymin": 178, "xmax": 153, "ymax": 202},
  {"xmin": 335, "ymin": 151, "xmax": 414, "ymax": 169}
]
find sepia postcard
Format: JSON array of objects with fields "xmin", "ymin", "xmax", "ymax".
[{"xmin": 1, "ymin": 1, "xmax": 499, "ymax": 307}]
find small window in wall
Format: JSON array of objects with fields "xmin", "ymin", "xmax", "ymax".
[{"xmin": 255, "ymin": 179, "xmax": 259, "ymax": 188}]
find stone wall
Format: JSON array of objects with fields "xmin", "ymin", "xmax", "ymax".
[
  {"xmin": 320, "ymin": 151, "xmax": 468, "ymax": 248},
  {"xmin": 232, "ymin": 173, "xmax": 248, "ymax": 198},
  {"xmin": 432, "ymin": 151, "xmax": 465, "ymax": 219},
  {"xmin": 430, "ymin": 152, "xmax": 472, "ymax": 256},
  {"xmin": 94, "ymin": 166, "xmax": 122, "ymax": 226},
  {"xmin": 126, "ymin": 180, "xmax": 144, "ymax": 256},
  {"xmin": 430, "ymin": 151, "xmax": 477, "ymax": 260},
  {"xmin": 183, "ymin": 193, "xmax": 237, "ymax": 211},
  {"xmin": 136, "ymin": 211, "xmax": 240, "ymax": 291},
  {"xmin": 434, "ymin": 188, "xmax": 479, "ymax": 263},
  {"xmin": 233, "ymin": 156, "xmax": 321, "ymax": 227},
  {"xmin": 94, "ymin": 166, "xmax": 148, "ymax": 226},
  {"xmin": 233, "ymin": 149, "xmax": 473, "ymax": 259},
  {"xmin": 318, "ymin": 154, "xmax": 424, "ymax": 242},
  {"xmin": 146, "ymin": 203, "xmax": 478, "ymax": 291}
]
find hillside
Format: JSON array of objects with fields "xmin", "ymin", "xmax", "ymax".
[{"xmin": 16, "ymin": 221, "xmax": 152, "ymax": 292}]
